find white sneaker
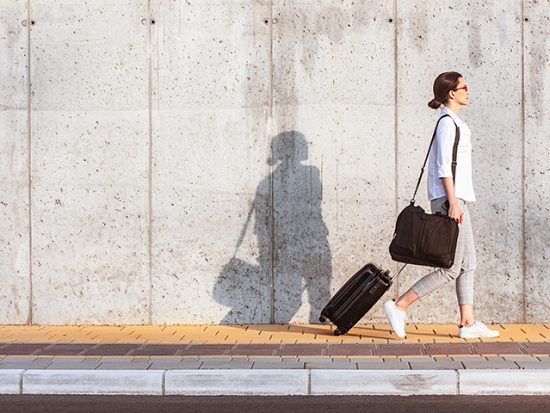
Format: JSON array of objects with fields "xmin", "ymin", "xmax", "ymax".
[
  {"xmin": 458, "ymin": 321, "xmax": 500, "ymax": 339},
  {"xmin": 383, "ymin": 300, "xmax": 407, "ymax": 338}
]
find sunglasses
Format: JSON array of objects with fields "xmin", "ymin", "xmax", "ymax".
[{"xmin": 454, "ymin": 85, "xmax": 468, "ymax": 92}]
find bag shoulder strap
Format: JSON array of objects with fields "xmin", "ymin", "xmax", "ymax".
[
  {"xmin": 232, "ymin": 201, "xmax": 255, "ymax": 258},
  {"xmin": 450, "ymin": 119, "xmax": 460, "ymax": 182},
  {"xmin": 411, "ymin": 114, "xmax": 460, "ymax": 202}
]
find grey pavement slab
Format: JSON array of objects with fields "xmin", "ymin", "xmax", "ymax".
[
  {"xmin": 461, "ymin": 360, "xmax": 520, "ymax": 369},
  {"xmin": 45, "ymin": 360, "xmax": 102, "ymax": 370},
  {"xmin": 97, "ymin": 361, "xmax": 153, "ymax": 370},
  {"xmin": 357, "ymin": 362, "xmax": 411, "ymax": 370},
  {"xmin": 80, "ymin": 357, "xmax": 103, "ymax": 363},
  {"xmin": 305, "ymin": 362, "xmax": 357, "ymax": 370},
  {"xmin": 0, "ymin": 358, "xmax": 52, "ymax": 368},
  {"xmin": 515, "ymin": 361, "xmax": 550, "ymax": 369},
  {"xmin": 0, "ymin": 357, "xmax": 38, "ymax": 363},
  {"xmin": 251, "ymin": 363, "xmax": 305, "ymax": 369},
  {"xmin": 409, "ymin": 361, "xmax": 464, "ymax": 370},
  {"xmin": 149, "ymin": 361, "xmax": 202, "ymax": 370},
  {"xmin": 199, "ymin": 361, "xmax": 253, "ymax": 370}
]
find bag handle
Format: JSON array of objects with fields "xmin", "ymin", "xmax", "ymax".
[{"xmin": 411, "ymin": 114, "xmax": 460, "ymax": 203}]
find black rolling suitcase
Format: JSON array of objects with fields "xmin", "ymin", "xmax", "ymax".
[{"xmin": 319, "ymin": 262, "xmax": 405, "ymax": 336}]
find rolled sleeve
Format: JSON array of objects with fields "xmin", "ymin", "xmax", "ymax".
[{"xmin": 436, "ymin": 117, "xmax": 456, "ymax": 179}]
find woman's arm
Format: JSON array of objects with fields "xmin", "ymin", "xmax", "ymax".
[{"xmin": 440, "ymin": 177, "xmax": 463, "ymax": 224}]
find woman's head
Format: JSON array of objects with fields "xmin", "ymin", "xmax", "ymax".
[
  {"xmin": 267, "ymin": 131, "xmax": 308, "ymax": 166},
  {"xmin": 428, "ymin": 71, "xmax": 469, "ymax": 109}
]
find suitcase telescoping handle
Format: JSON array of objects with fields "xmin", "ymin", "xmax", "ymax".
[{"xmin": 392, "ymin": 264, "xmax": 408, "ymax": 281}]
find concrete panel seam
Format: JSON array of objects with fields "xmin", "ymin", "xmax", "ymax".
[
  {"xmin": 146, "ymin": 0, "xmax": 154, "ymax": 325},
  {"xmin": 393, "ymin": 0, "xmax": 400, "ymax": 294},
  {"xmin": 268, "ymin": 0, "xmax": 275, "ymax": 324},
  {"xmin": 520, "ymin": 0, "xmax": 527, "ymax": 322},
  {"xmin": 26, "ymin": 0, "xmax": 33, "ymax": 325},
  {"xmin": 20, "ymin": 369, "xmax": 25, "ymax": 395}
]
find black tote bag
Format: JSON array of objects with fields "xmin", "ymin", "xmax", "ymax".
[{"xmin": 389, "ymin": 114, "xmax": 460, "ymax": 269}]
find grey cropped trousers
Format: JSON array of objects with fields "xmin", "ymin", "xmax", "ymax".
[{"xmin": 409, "ymin": 197, "xmax": 476, "ymax": 305}]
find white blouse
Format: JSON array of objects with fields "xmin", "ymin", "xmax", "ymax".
[{"xmin": 427, "ymin": 106, "xmax": 476, "ymax": 203}]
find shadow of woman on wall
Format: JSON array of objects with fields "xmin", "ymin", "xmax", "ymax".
[{"xmin": 214, "ymin": 131, "xmax": 332, "ymax": 324}]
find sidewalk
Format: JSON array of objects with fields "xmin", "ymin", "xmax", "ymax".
[{"xmin": 1, "ymin": 324, "xmax": 550, "ymax": 396}]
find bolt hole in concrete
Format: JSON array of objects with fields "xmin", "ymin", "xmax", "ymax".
[
  {"xmin": 264, "ymin": 18, "xmax": 269, "ymax": 24},
  {"xmin": 388, "ymin": 18, "xmax": 393, "ymax": 23}
]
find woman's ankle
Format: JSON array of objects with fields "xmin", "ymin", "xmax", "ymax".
[{"xmin": 394, "ymin": 298, "xmax": 408, "ymax": 311}]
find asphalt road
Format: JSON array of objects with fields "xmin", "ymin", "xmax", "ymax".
[{"xmin": 1, "ymin": 395, "xmax": 550, "ymax": 413}]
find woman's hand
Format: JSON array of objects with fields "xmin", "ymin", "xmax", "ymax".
[
  {"xmin": 440, "ymin": 177, "xmax": 463, "ymax": 224},
  {"xmin": 448, "ymin": 201, "xmax": 463, "ymax": 224}
]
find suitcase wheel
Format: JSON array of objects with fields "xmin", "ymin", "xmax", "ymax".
[
  {"xmin": 334, "ymin": 328, "xmax": 344, "ymax": 336},
  {"xmin": 319, "ymin": 315, "xmax": 327, "ymax": 323}
]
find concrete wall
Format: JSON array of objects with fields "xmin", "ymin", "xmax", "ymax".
[{"xmin": 0, "ymin": 0, "xmax": 548, "ymax": 325}]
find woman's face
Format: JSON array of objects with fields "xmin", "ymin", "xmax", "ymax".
[{"xmin": 451, "ymin": 77, "xmax": 469, "ymax": 106}]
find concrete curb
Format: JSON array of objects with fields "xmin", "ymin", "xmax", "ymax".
[
  {"xmin": 0, "ymin": 370, "xmax": 23, "ymax": 394},
  {"xmin": 459, "ymin": 369, "xmax": 550, "ymax": 395},
  {"xmin": 22, "ymin": 370, "xmax": 164, "ymax": 395},
  {"xmin": 2, "ymin": 369, "xmax": 550, "ymax": 395},
  {"xmin": 310, "ymin": 370, "xmax": 457, "ymax": 395},
  {"xmin": 165, "ymin": 370, "xmax": 309, "ymax": 396}
]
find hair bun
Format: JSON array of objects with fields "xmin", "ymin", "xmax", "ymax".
[{"xmin": 428, "ymin": 98, "xmax": 442, "ymax": 109}]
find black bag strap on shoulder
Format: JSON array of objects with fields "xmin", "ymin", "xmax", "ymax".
[{"xmin": 411, "ymin": 114, "xmax": 460, "ymax": 203}]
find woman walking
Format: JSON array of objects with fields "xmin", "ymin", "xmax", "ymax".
[{"xmin": 384, "ymin": 72, "xmax": 499, "ymax": 339}]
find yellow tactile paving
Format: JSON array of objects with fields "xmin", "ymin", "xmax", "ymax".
[{"xmin": 0, "ymin": 324, "xmax": 548, "ymax": 344}]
